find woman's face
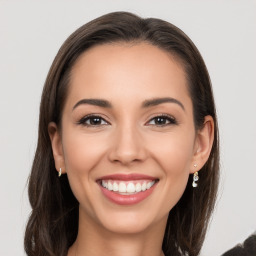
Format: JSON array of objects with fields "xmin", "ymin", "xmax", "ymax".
[{"xmin": 51, "ymin": 42, "xmax": 204, "ymax": 234}]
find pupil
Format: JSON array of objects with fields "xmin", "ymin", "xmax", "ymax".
[
  {"xmin": 91, "ymin": 118, "xmax": 101, "ymax": 125},
  {"xmin": 156, "ymin": 117, "xmax": 166, "ymax": 125}
]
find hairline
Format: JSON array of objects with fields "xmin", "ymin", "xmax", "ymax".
[{"xmin": 59, "ymin": 40, "xmax": 193, "ymax": 127}]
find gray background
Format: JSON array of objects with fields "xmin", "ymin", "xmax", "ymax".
[{"xmin": 0, "ymin": 1, "xmax": 255, "ymax": 255}]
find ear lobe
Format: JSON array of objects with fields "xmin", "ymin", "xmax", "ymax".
[
  {"xmin": 190, "ymin": 115, "xmax": 214, "ymax": 173},
  {"xmin": 48, "ymin": 122, "xmax": 66, "ymax": 175}
]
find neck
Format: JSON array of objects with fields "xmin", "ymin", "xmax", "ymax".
[{"xmin": 68, "ymin": 208, "xmax": 167, "ymax": 256}]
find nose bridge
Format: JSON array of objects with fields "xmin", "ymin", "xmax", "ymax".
[{"xmin": 109, "ymin": 119, "xmax": 145, "ymax": 164}]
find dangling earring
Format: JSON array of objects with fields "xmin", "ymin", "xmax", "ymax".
[
  {"xmin": 192, "ymin": 171, "xmax": 199, "ymax": 187},
  {"xmin": 58, "ymin": 167, "xmax": 62, "ymax": 177},
  {"xmin": 192, "ymin": 164, "xmax": 199, "ymax": 187}
]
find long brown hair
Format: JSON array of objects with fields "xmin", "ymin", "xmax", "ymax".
[{"xmin": 24, "ymin": 11, "xmax": 219, "ymax": 256}]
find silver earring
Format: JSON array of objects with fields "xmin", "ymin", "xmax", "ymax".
[
  {"xmin": 192, "ymin": 171, "xmax": 199, "ymax": 187},
  {"xmin": 58, "ymin": 167, "xmax": 62, "ymax": 177}
]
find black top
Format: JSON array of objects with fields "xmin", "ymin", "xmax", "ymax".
[{"xmin": 221, "ymin": 234, "xmax": 256, "ymax": 256}]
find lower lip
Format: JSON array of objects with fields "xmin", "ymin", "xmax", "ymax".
[{"xmin": 99, "ymin": 183, "xmax": 157, "ymax": 205}]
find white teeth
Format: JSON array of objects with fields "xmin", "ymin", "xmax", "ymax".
[
  {"xmin": 108, "ymin": 181, "xmax": 113, "ymax": 191},
  {"xmin": 113, "ymin": 182, "xmax": 118, "ymax": 191},
  {"xmin": 126, "ymin": 183, "xmax": 136, "ymax": 193},
  {"xmin": 135, "ymin": 183, "xmax": 142, "ymax": 192},
  {"xmin": 102, "ymin": 180, "xmax": 107, "ymax": 188},
  {"xmin": 119, "ymin": 182, "xmax": 126, "ymax": 193},
  {"xmin": 141, "ymin": 182, "xmax": 146, "ymax": 191},
  {"xmin": 101, "ymin": 180, "xmax": 156, "ymax": 194},
  {"xmin": 146, "ymin": 182, "xmax": 152, "ymax": 189}
]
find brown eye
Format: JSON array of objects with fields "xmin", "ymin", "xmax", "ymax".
[
  {"xmin": 147, "ymin": 115, "xmax": 177, "ymax": 126},
  {"xmin": 78, "ymin": 115, "xmax": 108, "ymax": 126}
]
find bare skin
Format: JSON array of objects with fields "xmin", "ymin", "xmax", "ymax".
[{"xmin": 48, "ymin": 42, "xmax": 214, "ymax": 256}]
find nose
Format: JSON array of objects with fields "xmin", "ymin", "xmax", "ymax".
[{"xmin": 108, "ymin": 123, "xmax": 147, "ymax": 165}]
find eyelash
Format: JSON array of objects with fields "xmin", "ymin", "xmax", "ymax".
[
  {"xmin": 77, "ymin": 114, "xmax": 177, "ymax": 127},
  {"xmin": 77, "ymin": 114, "xmax": 109, "ymax": 127},
  {"xmin": 146, "ymin": 114, "xmax": 177, "ymax": 126}
]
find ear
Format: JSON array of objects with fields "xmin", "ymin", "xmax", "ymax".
[
  {"xmin": 190, "ymin": 115, "xmax": 214, "ymax": 173},
  {"xmin": 48, "ymin": 122, "xmax": 66, "ymax": 175}
]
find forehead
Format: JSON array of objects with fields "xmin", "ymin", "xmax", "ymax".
[{"xmin": 67, "ymin": 42, "xmax": 191, "ymax": 108}]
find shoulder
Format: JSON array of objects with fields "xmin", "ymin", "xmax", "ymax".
[{"xmin": 221, "ymin": 234, "xmax": 256, "ymax": 256}]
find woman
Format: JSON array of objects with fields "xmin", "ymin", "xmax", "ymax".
[{"xmin": 24, "ymin": 11, "xmax": 219, "ymax": 256}]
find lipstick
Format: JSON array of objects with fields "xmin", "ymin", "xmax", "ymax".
[{"xmin": 97, "ymin": 174, "xmax": 158, "ymax": 205}]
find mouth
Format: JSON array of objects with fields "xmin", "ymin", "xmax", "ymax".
[
  {"xmin": 97, "ymin": 174, "xmax": 159, "ymax": 205},
  {"xmin": 100, "ymin": 179, "xmax": 157, "ymax": 194}
]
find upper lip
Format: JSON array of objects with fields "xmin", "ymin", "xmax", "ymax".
[{"xmin": 97, "ymin": 173, "xmax": 158, "ymax": 181}]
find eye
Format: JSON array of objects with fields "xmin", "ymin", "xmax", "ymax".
[
  {"xmin": 78, "ymin": 115, "xmax": 109, "ymax": 126},
  {"xmin": 147, "ymin": 114, "xmax": 177, "ymax": 126}
]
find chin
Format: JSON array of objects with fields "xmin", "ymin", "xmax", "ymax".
[
  {"xmin": 99, "ymin": 213, "xmax": 157, "ymax": 235},
  {"xmin": 91, "ymin": 203, "xmax": 168, "ymax": 236}
]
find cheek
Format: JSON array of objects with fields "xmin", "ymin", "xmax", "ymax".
[
  {"xmin": 148, "ymin": 131, "xmax": 195, "ymax": 202},
  {"xmin": 62, "ymin": 131, "xmax": 106, "ymax": 174},
  {"xmin": 162, "ymin": 138, "xmax": 193, "ymax": 205},
  {"xmin": 61, "ymin": 128, "xmax": 108, "ymax": 204},
  {"xmin": 150, "ymin": 131, "xmax": 195, "ymax": 175}
]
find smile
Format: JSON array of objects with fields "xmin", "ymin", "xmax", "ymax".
[
  {"xmin": 97, "ymin": 174, "xmax": 159, "ymax": 205},
  {"xmin": 101, "ymin": 180, "xmax": 156, "ymax": 194}
]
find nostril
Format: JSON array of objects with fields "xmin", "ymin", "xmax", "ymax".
[
  {"xmin": 108, "ymin": 144, "xmax": 147, "ymax": 164},
  {"xmin": 107, "ymin": 129, "xmax": 147, "ymax": 164}
]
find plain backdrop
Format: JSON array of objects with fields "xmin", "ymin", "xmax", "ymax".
[{"xmin": 0, "ymin": 1, "xmax": 255, "ymax": 255}]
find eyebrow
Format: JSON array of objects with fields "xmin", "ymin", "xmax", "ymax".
[
  {"xmin": 73, "ymin": 99, "xmax": 112, "ymax": 110},
  {"xmin": 72, "ymin": 97, "xmax": 185, "ymax": 111},
  {"xmin": 142, "ymin": 97, "xmax": 185, "ymax": 111}
]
